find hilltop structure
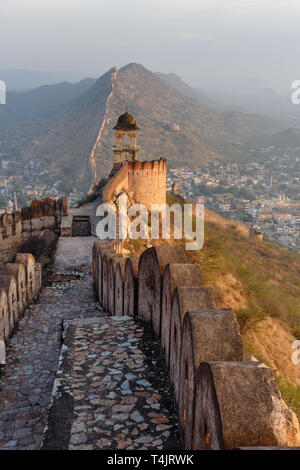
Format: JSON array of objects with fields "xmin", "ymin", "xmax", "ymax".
[{"xmin": 103, "ymin": 110, "xmax": 167, "ymax": 210}]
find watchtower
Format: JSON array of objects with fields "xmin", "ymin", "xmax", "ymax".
[{"xmin": 112, "ymin": 108, "xmax": 140, "ymax": 171}]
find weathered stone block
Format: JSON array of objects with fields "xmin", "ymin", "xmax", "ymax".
[
  {"xmin": 161, "ymin": 263, "xmax": 203, "ymax": 368},
  {"xmin": 114, "ymin": 259, "xmax": 127, "ymax": 316},
  {"xmin": 31, "ymin": 217, "xmax": 44, "ymax": 234},
  {"xmin": 97, "ymin": 247, "xmax": 114, "ymax": 305},
  {"xmin": 138, "ymin": 246, "xmax": 186, "ymax": 335},
  {"xmin": 179, "ymin": 309, "xmax": 243, "ymax": 449},
  {"xmin": 0, "ymin": 274, "xmax": 18, "ymax": 335},
  {"xmin": 21, "ymin": 219, "xmax": 31, "ymax": 237},
  {"xmin": 0, "ymin": 263, "xmax": 27, "ymax": 315},
  {"xmin": 92, "ymin": 241, "xmax": 112, "ymax": 290},
  {"xmin": 102, "ymin": 252, "xmax": 112, "ymax": 312},
  {"xmin": 58, "ymin": 197, "xmax": 68, "ymax": 216},
  {"xmin": 170, "ymin": 286, "xmax": 216, "ymax": 404},
  {"xmin": 33, "ymin": 263, "xmax": 42, "ymax": 299},
  {"xmin": 30, "ymin": 199, "xmax": 44, "ymax": 218},
  {"xmin": 194, "ymin": 361, "xmax": 300, "ymax": 449},
  {"xmin": 21, "ymin": 206, "xmax": 31, "ymax": 220},
  {"xmin": 43, "ymin": 216, "xmax": 56, "ymax": 230},
  {"xmin": 124, "ymin": 257, "xmax": 139, "ymax": 317},
  {"xmin": 0, "ymin": 287, "xmax": 10, "ymax": 341},
  {"xmin": 15, "ymin": 253, "xmax": 36, "ymax": 303},
  {"xmin": 12, "ymin": 211, "xmax": 22, "ymax": 239},
  {"xmin": 61, "ymin": 216, "xmax": 73, "ymax": 237},
  {"xmin": 1, "ymin": 213, "xmax": 13, "ymax": 227},
  {"xmin": 107, "ymin": 254, "xmax": 123, "ymax": 315},
  {"xmin": 43, "ymin": 197, "xmax": 56, "ymax": 217}
]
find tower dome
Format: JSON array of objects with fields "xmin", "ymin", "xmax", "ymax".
[{"xmin": 113, "ymin": 108, "xmax": 140, "ymax": 131}]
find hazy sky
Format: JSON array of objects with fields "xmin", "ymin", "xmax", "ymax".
[{"xmin": 1, "ymin": 0, "xmax": 300, "ymax": 94}]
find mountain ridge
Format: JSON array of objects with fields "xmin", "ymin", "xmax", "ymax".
[
  {"xmin": 0, "ymin": 63, "xmax": 288, "ymax": 191},
  {"xmin": 0, "ymin": 69, "xmax": 87, "ymax": 91},
  {"xmin": 0, "ymin": 78, "xmax": 96, "ymax": 131}
]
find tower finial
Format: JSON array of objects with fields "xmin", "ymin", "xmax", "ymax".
[{"xmin": 126, "ymin": 106, "xmax": 128, "ymax": 112}]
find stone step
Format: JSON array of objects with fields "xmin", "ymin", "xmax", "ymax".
[{"xmin": 42, "ymin": 316, "xmax": 182, "ymax": 450}]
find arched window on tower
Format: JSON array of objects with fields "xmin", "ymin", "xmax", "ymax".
[{"xmin": 123, "ymin": 134, "xmax": 130, "ymax": 147}]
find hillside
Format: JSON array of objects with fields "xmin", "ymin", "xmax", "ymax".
[
  {"xmin": 154, "ymin": 71, "xmax": 221, "ymax": 110},
  {"xmin": 0, "ymin": 69, "xmax": 114, "ymax": 190},
  {"xmin": 261, "ymin": 127, "xmax": 300, "ymax": 147},
  {"xmin": 124, "ymin": 193, "xmax": 300, "ymax": 417},
  {"xmin": 0, "ymin": 63, "xmax": 285, "ymax": 191},
  {"xmin": 203, "ymin": 87, "xmax": 300, "ymax": 127},
  {"xmin": 0, "ymin": 78, "xmax": 95, "ymax": 131}
]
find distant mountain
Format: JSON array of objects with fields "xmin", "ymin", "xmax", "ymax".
[
  {"xmin": 0, "ymin": 78, "xmax": 96, "ymax": 131},
  {"xmin": 0, "ymin": 63, "xmax": 286, "ymax": 192},
  {"xmin": 0, "ymin": 69, "xmax": 87, "ymax": 91},
  {"xmin": 260, "ymin": 127, "xmax": 300, "ymax": 147},
  {"xmin": 155, "ymin": 72, "xmax": 222, "ymax": 110},
  {"xmin": 202, "ymin": 87, "xmax": 300, "ymax": 126}
]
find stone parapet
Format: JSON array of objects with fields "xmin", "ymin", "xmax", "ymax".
[{"xmin": 93, "ymin": 241, "xmax": 300, "ymax": 449}]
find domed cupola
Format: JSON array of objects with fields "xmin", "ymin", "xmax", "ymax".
[{"xmin": 113, "ymin": 108, "xmax": 140, "ymax": 131}]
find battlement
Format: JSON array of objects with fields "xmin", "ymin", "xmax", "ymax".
[
  {"xmin": 102, "ymin": 162, "xmax": 130, "ymax": 204},
  {"xmin": 0, "ymin": 252, "xmax": 42, "ymax": 344},
  {"xmin": 92, "ymin": 241, "xmax": 300, "ymax": 450},
  {"xmin": 127, "ymin": 158, "xmax": 167, "ymax": 176},
  {"xmin": 102, "ymin": 158, "xmax": 167, "ymax": 210},
  {"xmin": 0, "ymin": 196, "xmax": 68, "ymax": 262}
]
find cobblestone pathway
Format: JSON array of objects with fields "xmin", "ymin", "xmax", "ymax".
[
  {"xmin": 0, "ymin": 237, "xmax": 182, "ymax": 450},
  {"xmin": 43, "ymin": 317, "xmax": 181, "ymax": 450}
]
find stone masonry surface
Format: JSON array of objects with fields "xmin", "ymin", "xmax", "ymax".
[
  {"xmin": 0, "ymin": 236, "xmax": 181, "ymax": 450},
  {"xmin": 43, "ymin": 316, "xmax": 181, "ymax": 450}
]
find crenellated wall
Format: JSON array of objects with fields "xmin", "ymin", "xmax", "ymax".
[
  {"xmin": 102, "ymin": 158, "xmax": 167, "ymax": 209},
  {"xmin": 102, "ymin": 162, "xmax": 130, "ymax": 204},
  {"xmin": 0, "ymin": 252, "xmax": 42, "ymax": 344},
  {"xmin": 92, "ymin": 240, "xmax": 300, "ymax": 450},
  {"xmin": 0, "ymin": 197, "xmax": 68, "ymax": 263},
  {"xmin": 127, "ymin": 159, "xmax": 167, "ymax": 208},
  {"xmin": 0, "ymin": 196, "xmax": 68, "ymax": 345}
]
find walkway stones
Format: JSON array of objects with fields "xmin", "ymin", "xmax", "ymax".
[
  {"xmin": 0, "ymin": 237, "xmax": 182, "ymax": 451},
  {"xmin": 43, "ymin": 316, "xmax": 182, "ymax": 450},
  {"xmin": 0, "ymin": 237, "xmax": 105, "ymax": 450}
]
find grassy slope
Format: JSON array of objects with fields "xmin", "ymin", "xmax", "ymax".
[
  {"xmin": 188, "ymin": 220, "xmax": 300, "ymax": 336},
  {"xmin": 187, "ymin": 219, "xmax": 300, "ymax": 418}
]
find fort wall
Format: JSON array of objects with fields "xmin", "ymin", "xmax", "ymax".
[
  {"xmin": 0, "ymin": 252, "xmax": 42, "ymax": 344},
  {"xmin": 0, "ymin": 195, "xmax": 68, "ymax": 348},
  {"xmin": 127, "ymin": 159, "xmax": 167, "ymax": 208},
  {"xmin": 0, "ymin": 197, "xmax": 68, "ymax": 263},
  {"xmin": 102, "ymin": 163, "xmax": 129, "ymax": 204},
  {"xmin": 102, "ymin": 158, "xmax": 167, "ymax": 209},
  {"xmin": 93, "ymin": 241, "xmax": 300, "ymax": 450}
]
